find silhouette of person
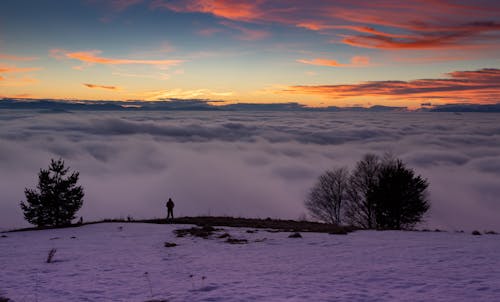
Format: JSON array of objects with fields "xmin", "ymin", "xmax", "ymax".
[{"xmin": 166, "ymin": 198, "xmax": 175, "ymax": 220}]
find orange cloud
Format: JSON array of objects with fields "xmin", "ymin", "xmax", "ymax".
[
  {"xmin": 282, "ymin": 68, "xmax": 500, "ymax": 104},
  {"xmin": 52, "ymin": 49, "xmax": 183, "ymax": 67},
  {"xmin": 0, "ymin": 65, "xmax": 41, "ymax": 73},
  {"xmin": 297, "ymin": 58, "xmax": 344, "ymax": 67},
  {"xmin": 0, "ymin": 77, "xmax": 38, "ymax": 87},
  {"xmin": 83, "ymin": 83, "xmax": 120, "ymax": 90},
  {"xmin": 297, "ymin": 56, "xmax": 370, "ymax": 67},
  {"xmin": 0, "ymin": 53, "xmax": 38, "ymax": 61},
  {"xmin": 0, "ymin": 64, "xmax": 41, "ymax": 87}
]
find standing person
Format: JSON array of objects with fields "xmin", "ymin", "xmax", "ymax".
[{"xmin": 166, "ymin": 198, "xmax": 175, "ymax": 220}]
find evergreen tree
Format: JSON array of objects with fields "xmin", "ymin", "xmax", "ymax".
[
  {"xmin": 369, "ymin": 159, "xmax": 429, "ymax": 229},
  {"xmin": 20, "ymin": 159, "xmax": 84, "ymax": 227}
]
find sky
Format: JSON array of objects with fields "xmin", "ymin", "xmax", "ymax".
[{"xmin": 1, "ymin": 0, "xmax": 499, "ymax": 108}]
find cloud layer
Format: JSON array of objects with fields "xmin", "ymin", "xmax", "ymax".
[{"xmin": 1, "ymin": 110, "xmax": 499, "ymax": 231}]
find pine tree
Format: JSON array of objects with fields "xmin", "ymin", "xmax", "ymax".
[
  {"xmin": 20, "ymin": 159, "xmax": 84, "ymax": 227},
  {"xmin": 369, "ymin": 159, "xmax": 429, "ymax": 230}
]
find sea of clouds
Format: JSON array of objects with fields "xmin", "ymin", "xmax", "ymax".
[{"xmin": 1, "ymin": 110, "xmax": 499, "ymax": 231}]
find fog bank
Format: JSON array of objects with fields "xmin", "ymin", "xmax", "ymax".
[{"xmin": 1, "ymin": 110, "xmax": 499, "ymax": 231}]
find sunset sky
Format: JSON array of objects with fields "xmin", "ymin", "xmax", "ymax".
[{"xmin": 1, "ymin": 0, "xmax": 499, "ymax": 108}]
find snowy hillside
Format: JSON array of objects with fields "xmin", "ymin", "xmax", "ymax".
[{"xmin": 1, "ymin": 223, "xmax": 499, "ymax": 301}]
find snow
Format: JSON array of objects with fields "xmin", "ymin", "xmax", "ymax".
[{"xmin": 1, "ymin": 223, "xmax": 499, "ymax": 301}]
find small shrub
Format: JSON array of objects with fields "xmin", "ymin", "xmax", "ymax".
[
  {"xmin": 0, "ymin": 296, "xmax": 11, "ymax": 302},
  {"xmin": 472, "ymin": 230, "xmax": 482, "ymax": 236},
  {"xmin": 1, "ymin": 235, "xmax": 7, "ymax": 238},
  {"xmin": 46, "ymin": 248, "xmax": 57, "ymax": 263},
  {"xmin": 485, "ymin": 230, "xmax": 498, "ymax": 235},
  {"xmin": 288, "ymin": 232, "xmax": 302, "ymax": 238},
  {"xmin": 164, "ymin": 242, "xmax": 177, "ymax": 248},
  {"xmin": 217, "ymin": 233, "xmax": 230, "ymax": 239}
]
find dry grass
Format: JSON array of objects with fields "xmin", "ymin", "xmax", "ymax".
[{"xmin": 46, "ymin": 248, "xmax": 57, "ymax": 263}]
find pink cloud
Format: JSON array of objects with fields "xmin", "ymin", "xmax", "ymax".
[{"xmin": 152, "ymin": 0, "xmax": 264, "ymax": 22}]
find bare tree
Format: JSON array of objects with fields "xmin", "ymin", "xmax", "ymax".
[
  {"xmin": 305, "ymin": 167, "xmax": 349, "ymax": 224},
  {"xmin": 344, "ymin": 154, "xmax": 381, "ymax": 228}
]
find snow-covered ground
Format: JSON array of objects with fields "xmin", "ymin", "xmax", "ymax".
[{"xmin": 1, "ymin": 223, "xmax": 499, "ymax": 302}]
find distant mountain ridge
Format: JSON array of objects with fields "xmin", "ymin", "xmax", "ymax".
[
  {"xmin": 2, "ymin": 98, "xmax": 499, "ymax": 112},
  {"xmin": 0, "ymin": 98, "xmax": 404, "ymax": 112}
]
